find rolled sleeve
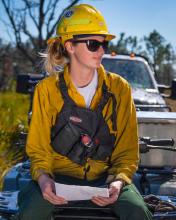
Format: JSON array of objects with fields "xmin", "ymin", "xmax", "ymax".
[{"xmin": 26, "ymin": 82, "xmax": 54, "ymax": 181}]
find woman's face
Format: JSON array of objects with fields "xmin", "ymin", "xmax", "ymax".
[{"xmin": 65, "ymin": 35, "xmax": 107, "ymax": 70}]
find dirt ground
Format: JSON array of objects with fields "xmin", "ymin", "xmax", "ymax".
[{"xmin": 165, "ymin": 98, "xmax": 176, "ymax": 112}]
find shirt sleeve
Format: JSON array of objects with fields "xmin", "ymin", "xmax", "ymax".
[
  {"xmin": 107, "ymin": 81, "xmax": 139, "ymax": 184},
  {"xmin": 26, "ymin": 82, "xmax": 54, "ymax": 181}
]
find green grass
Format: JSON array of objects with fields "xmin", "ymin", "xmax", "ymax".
[{"xmin": 0, "ymin": 91, "xmax": 29, "ymax": 189}]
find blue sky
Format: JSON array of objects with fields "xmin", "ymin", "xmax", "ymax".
[
  {"xmin": 84, "ymin": 0, "xmax": 176, "ymax": 48},
  {"xmin": 0, "ymin": 0, "xmax": 176, "ymax": 49}
]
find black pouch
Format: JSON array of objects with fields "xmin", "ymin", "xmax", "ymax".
[
  {"xmin": 93, "ymin": 144, "xmax": 113, "ymax": 160},
  {"xmin": 51, "ymin": 122, "xmax": 80, "ymax": 155},
  {"xmin": 91, "ymin": 117, "xmax": 116, "ymax": 161},
  {"xmin": 68, "ymin": 142, "xmax": 85, "ymax": 165}
]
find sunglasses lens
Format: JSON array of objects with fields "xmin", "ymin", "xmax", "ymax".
[
  {"xmin": 72, "ymin": 39, "xmax": 108, "ymax": 52},
  {"xmin": 87, "ymin": 40, "xmax": 100, "ymax": 52},
  {"xmin": 87, "ymin": 40, "xmax": 108, "ymax": 52}
]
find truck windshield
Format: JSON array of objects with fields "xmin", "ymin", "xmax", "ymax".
[{"xmin": 102, "ymin": 58, "xmax": 155, "ymax": 89}]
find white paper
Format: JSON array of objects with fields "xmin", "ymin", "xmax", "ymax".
[{"xmin": 55, "ymin": 182, "xmax": 109, "ymax": 201}]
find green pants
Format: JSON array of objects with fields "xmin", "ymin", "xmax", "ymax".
[{"xmin": 17, "ymin": 175, "xmax": 152, "ymax": 220}]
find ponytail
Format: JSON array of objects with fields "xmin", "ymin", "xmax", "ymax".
[{"xmin": 41, "ymin": 38, "xmax": 69, "ymax": 75}]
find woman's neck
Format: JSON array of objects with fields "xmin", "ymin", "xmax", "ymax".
[{"xmin": 69, "ymin": 64, "xmax": 95, "ymax": 88}]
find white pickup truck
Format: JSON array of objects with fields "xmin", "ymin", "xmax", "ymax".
[{"xmin": 102, "ymin": 53, "xmax": 176, "ymax": 111}]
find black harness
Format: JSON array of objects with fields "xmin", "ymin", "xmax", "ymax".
[{"xmin": 51, "ymin": 72, "xmax": 117, "ymax": 165}]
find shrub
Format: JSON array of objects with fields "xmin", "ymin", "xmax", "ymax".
[{"xmin": 0, "ymin": 91, "xmax": 29, "ymax": 189}]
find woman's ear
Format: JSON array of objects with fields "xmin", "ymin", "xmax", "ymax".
[{"xmin": 64, "ymin": 41, "xmax": 75, "ymax": 54}]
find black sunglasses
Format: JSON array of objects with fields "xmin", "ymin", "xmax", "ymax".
[{"xmin": 72, "ymin": 39, "xmax": 109, "ymax": 52}]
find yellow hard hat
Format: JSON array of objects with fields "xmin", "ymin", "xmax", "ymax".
[{"xmin": 50, "ymin": 4, "xmax": 115, "ymax": 44}]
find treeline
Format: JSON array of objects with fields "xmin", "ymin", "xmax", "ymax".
[
  {"xmin": 0, "ymin": 0, "xmax": 176, "ymax": 91},
  {"xmin": 0, "ymin": 0, "xmax": 81, "ymax": 91},
  {"xmin": 0, "ymin": 29, "xmax": 176, "ymax": 91},
  {"xmin": 0, "ymin": 30, "xmax": 176, "ymax": 91}
]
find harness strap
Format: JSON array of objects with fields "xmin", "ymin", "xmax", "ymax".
[
  {"xmin": 96, "ymin": 82, "xmax": 110, "ymax": 112},
  {"xmin": 59, "ymin": 71, "xmax": 117, "ymax": 131},
  {"xmin": 59, "ymin": 72, "xmax": 76, "ymax": 106},
  {"xmin": 96, "ymin": 76, "xmax": 117, "ymax": 132},
  {"xmin": 52, "ymin": 71, "xmax": 118, "ymax": 164},
  {"xmin": 111, "ymin": 93, "xmax": 117, "ymax": 131}
]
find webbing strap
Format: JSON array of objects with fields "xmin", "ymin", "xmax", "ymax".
[
  {"xmin": 96, "ymin": 82, "xmax": 117, "ymax": 132},
  {"xmin": 111, "ymin": 93, "xmax": 117, "ymax": 131},
  {"xmin": 58, "ymin": 71, "xmax": 117, "ymax": 131},
  {"xmin": 59, "ymin": 72, "xmax": 76, "ymax": 106},
  {"xmin": 96, "ymin": 82, "xmax": 110, "ymax": 112}
]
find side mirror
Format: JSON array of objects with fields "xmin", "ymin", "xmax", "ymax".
[
  {"xmin": 157, "ymin": 79, "xmax": 176, "ymax": 99},
  {"xmin": 157, "ymin": 84, "xmax": 171, "ymax": 98},
  {"xmin": 171, "ymin": 78, "xmax": 176, "ymax": 99},
  {"xmin": 157, "ymin": 84, "xmax": 171, "ymax": 94}
]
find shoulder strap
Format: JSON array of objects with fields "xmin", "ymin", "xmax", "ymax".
[
  {"xmin": 96, "ymin": 82, "xmax": 110, "ymax": 111},
  {"xmin": 96, "ymin": 72, "xmax": 117, "ymax": 132},
  {"xmin": 59, "ymin": 71, "xmax": 117, "ymax": 131},
  {"xmin": 58, "ymin": 72, "xmax": 76, "ymax": 106},
  {"xmin": 111, "ymin": 91, "xmax": 117, "ymax": 131}
]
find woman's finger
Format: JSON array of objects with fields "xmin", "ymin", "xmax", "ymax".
[
  {"xmin": 43, "ymin": 191, "xmax": 67, "ymax": 204},
  {"xmin": 92, "ymin": 196, "xmax": 114, "ymax": 206}
]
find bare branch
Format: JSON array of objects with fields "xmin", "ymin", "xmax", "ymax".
[
  {"xmin": 21, "ymin": 0, "xmax": 39, "ymax": 30},
  {"xmin": 0, "ymin": 18, "xmax": 14, "ymax": 43},
  {"xmin": 1, "ymin": 0, "xmax": 35, "ymax": 64},
  {"xmin": 45, "ymin": 0, "xmax": 59, "ymax": 36},
  {"xmin": 43, "ymin": 0, "xmax": 54, "ymax": 17},
  {"xmin": 1, "ymin": 0, "xmax": 21, "ymax": 43},
  {"xmin": 38, "ymin": 0, "xmax": 45, "ymax": 41},
  {"xmin": 17, "ymin": 43, "xmax": 36, "ymax": 65},
  {"xmin": 47, "ymin": 0, "xmax": 80, "ymax": 39},
  {"xmin": 21, "ymin": 14, "xmax": 37, "ymax": 48},
  {"xmin": 1, "ymin": 0, "xmax": 81, "ymax": 67}
]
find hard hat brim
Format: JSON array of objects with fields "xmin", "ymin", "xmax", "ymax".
[{"xmin": 105, "ymin": 34, "xmax": 116, "ymax": 41}]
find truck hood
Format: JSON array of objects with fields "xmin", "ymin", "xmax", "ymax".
[{"xmin": 132, "ymin": 88, "xmax": 165, "ymax": 105}]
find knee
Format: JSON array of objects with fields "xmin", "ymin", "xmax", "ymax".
[
  {"xmin": 128, "ymin": 202, "xmax": 153, "ymax": 220},
  {"xmin": 18, "ymin": 206, "xmax": 33, "ymax": 220},
  {"xmin": 18, "ymin": 194, "xmax": 38, "ymax": 220},
  {"xmin": 112, "ymin": 196, "xmax": 152, "ymax": 220},
  {"xmin": 18, "ymin": 196, "xmax": 54, "ymax": 220},
  {"xmin": 17, "ymin": 181, "xmax": 54, "ymax": 220},
  {"xmin": 17, "ymin": 182, "xmax": 38, "ymax": 218}
]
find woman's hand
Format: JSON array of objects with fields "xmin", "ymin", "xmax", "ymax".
[
  {"xmin": 38, "ymin": 173, "xmax": 68, "ymax": 205},
  {"xmin": 91, "ymin": 180, "xmax": 124, "ymax": 206}
]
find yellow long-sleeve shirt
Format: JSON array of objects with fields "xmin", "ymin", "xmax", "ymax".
[{"xmin": 26, "ymin": 64, "xmax": 139, "ymax": 184}]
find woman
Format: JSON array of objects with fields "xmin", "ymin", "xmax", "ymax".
[{"xmin": 18, "ymin": 4, "xmax": 152, "ymax": 220}]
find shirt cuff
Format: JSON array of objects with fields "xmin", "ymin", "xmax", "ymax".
[
  {"xmin": 106, "ymin": 173, "xmax": 132, "ymax": 185},
  {"xmin": 31, "ymin": 168, "xmax": 53, "ymax": 181}
]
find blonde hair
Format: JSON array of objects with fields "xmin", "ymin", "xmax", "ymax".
[{"xmin": 41, "ymin": 39, "xmax": 69, "ymax": 75}]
